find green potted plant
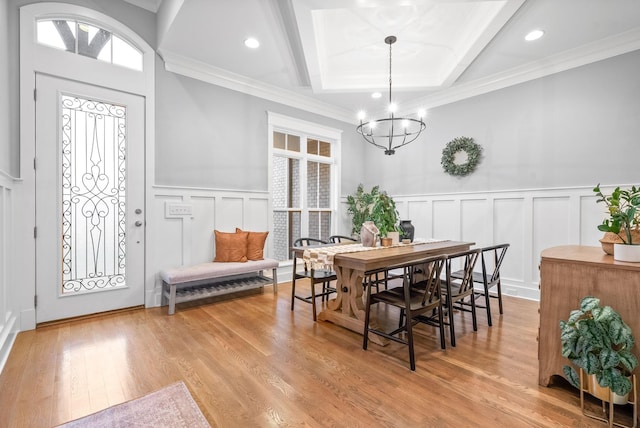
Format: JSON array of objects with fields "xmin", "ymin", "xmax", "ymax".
[
  {"xmin": 560, "ymin": 296, "xmax": 638, "ymax": 404},
  {"xmin": 594, "ymin": 184, "xmax": 640, "ymax": 262},
  {"xmin": 369, "ymin": 191, "xmax": 401, "ymax": 246},
  {"xmin": 346, "ymin": 184, "xmax": 379, "ymax": 237}
]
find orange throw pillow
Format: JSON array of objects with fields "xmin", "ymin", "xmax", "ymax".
[
  {"xmin": 236, "ymin": 228, "xmax": 269, "ymax": 260},
  {"xmin": 214, "ymin": 230, "xmax": 248, "ymax": 262}
]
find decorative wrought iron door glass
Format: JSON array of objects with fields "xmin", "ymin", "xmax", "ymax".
[{"xmin": 61, "ymin": 95, "xmax": 127, "ymax": 294}]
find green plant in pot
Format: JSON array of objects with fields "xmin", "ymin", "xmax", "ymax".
[
  {"xmin": 594, "ymin": 184, "xmax": 640, "ymax": 262},
  {"xmin": 346, "ymin": 184, "xmax": 380, "ymax": 237},
  {"xmin": 560, "ymin": 296, "xmax": 638, "ymax": 402},
  {"xmin": 369, "ymin": 191, "xmax": 401, "ymax": 245}
]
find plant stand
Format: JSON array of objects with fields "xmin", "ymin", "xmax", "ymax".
[{"xmin": 579, "ymin": 369, "xmax": 637, "ymax": 428}]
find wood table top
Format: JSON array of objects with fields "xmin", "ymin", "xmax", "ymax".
[
  {"xmin": 311, "ymin": 240, "xmax": 474, "ymax": 272},
  {"xmin": 541, "ymin": 245, "xmax": 640, "ymax": 271}
]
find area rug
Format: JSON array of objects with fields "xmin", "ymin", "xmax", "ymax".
[{"xmin": 57, "ymin": 381, "xmax": 210, "ymax": 427}]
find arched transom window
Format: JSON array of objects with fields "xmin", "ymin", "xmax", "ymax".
[{"xmin": 36, "ymin": 19, "xmax": 143, "ymax": 71}]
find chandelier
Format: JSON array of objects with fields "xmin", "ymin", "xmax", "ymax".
[{"xmin": 356, "ymin": 36, "xmax": 426, "ymax": 155}]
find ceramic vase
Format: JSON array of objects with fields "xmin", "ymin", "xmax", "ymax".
[
  {"xmin": 400, "ymin": 220, "xmax": 415, "ymax": 242},
  {"xmin": 360, "ymin": 221, "xmax": 379, "ymax": 247},
  {"xmin": 613, "ymin": 243, "xmax": 640, "ymax": 262}
]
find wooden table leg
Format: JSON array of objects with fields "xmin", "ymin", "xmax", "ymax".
[{"xmin": 318, "ymin": 265, "xmax": 388, "ymax": 346}]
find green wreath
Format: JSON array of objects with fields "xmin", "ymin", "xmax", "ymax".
[{"xmin": 441, "ymin": 136, "xmax": 482, "ymax": 176}]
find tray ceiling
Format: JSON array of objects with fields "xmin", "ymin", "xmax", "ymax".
[{"xmin": 149, "ymin": 0, "xmax": 640, "ymax": 122}]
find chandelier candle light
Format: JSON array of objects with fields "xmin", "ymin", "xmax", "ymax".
[{"xmin": 357, "ymin": 36, "xmax": 426, "ymax": 155}]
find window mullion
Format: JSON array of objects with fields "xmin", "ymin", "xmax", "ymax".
[{"xmin": 300, "ymin": 134, "xmax": 308, "ymax": 237}]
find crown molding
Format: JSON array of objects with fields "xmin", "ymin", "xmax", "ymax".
[
  {"xmin": 160, "ymin": 27, "xmax": 640, "ymax": 124},
  {"xmin": 122, "ymin": 0, "xmax": 162, "ymax": 13},
  {"xmin": 159, "ymin": 49, "xmax": 354, "ymax": 124},
  {"xmin": 403, "ymin": 27, "xmax": 640, "ymax": 112}
]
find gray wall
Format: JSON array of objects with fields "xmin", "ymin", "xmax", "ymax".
[
  {"xmin": 1, "ymin": 0, "xmax": 10, "ymax": 174},
  {"xmin": 6, "ymin": 0, "xmax": 363, "ymax": 190},
  {"xmin": 359, "ymin": 50, "xmax": 640, "ymax": 195},
  {"xmin": 155, "ymin": 67, "xmax": 363, "ymax": 192},
  {"xmin": 7, "ymin": 0, "xmax": 638, "ymax": 195}
]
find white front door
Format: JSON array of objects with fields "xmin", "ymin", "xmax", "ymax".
[{"xmin": 35, "ymin": 74, "xmax": 145, "ymax": 323}]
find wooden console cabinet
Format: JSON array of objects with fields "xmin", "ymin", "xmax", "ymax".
[{"xmin": 539, "ymin": 246, "xmax": 640, "ymax": 417}]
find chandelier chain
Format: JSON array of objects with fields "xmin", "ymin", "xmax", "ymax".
[
  {"xmin": 388, "ymin": 39, "xmax": 393, "ymax": 106},
  {"xmin": 356, "ymin": 35, "xmax": 426, "ymax": 155}
]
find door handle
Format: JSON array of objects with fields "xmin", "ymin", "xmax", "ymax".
[{"xmin": 135, "ymin": 221, "xmax": 143, "ymax": 227}]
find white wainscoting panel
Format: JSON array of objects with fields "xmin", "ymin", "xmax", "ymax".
[
  {"xmin": 147, "ymin": 186, "xmax": 272, "ymax": 307},
  {"xmin": 532, "ymin": 197, "xmax": 571, "ymax": 283},
  {"xmin": 215, "ymin": 197, "xmax": 245, "ymax": 232},
  {"xmin": 432, "ymin": 200, "xmax": 458, "ymax": 241},
  {"xmin": 191, "ymin": 196, "xmax": 216, "ymax": 263},
  {"xmin": 493, "ymin": 198, "xmax": 525, "ymax": 281},
  {"xmin": 339, "ymin": 185, "xmax": 620, "ymax": 301},
  {"xmin": 406, "ymin": 200, "xmax": 430, "ymax": 238},
  {"xmin": 461, "ymin": 199, "xmax": 490, "ymax": 245},
  {"xmin": 580, "ymin": 194, "xmax": 604, "ymax": 245},
  {"xmin": 0, "ymin": 171, "xmax": 17, "ymax": 373},
  {"xmin": 245, "ymin": 198, "xmax": 270, "ymax": 231},
  {"xmin": 147, "ymin": 184, "xmax": 622, "ymax": 307}
]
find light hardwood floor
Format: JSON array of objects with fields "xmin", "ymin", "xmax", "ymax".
[{"xmin": 0, "ymin": 282, "xmax": 632, "ymax": 427}]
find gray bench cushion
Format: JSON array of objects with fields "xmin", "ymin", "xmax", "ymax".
[{"xmin": 160, "ymin": 258, "xmax": 279, "ymax": 285}]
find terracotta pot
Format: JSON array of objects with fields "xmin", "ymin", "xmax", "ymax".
[{"xmin": 380, "ymin": 237, "xmax": 392, "ymax": 247}]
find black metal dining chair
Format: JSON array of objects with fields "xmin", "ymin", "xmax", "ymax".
[
  {"xmin": 328, "ymin": 235, "xmax": 356, "ymax": 243},
  {"xmin": 450, "ymin": 243, "xmax": 509, "ymax": 326},
  {"xmin": 363, "ymin": 254, "xmax": 447, "ymax": 371},
  {"xmin": 440, "ymin": 248, "xmax": 481, "ymax": 347},
  {"xmin": 291, "ymin": 238, "xmax": 337, "ymax": 321}
]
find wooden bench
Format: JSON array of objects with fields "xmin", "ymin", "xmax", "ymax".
[{"xmin": 159, "ymin": 259, "xmax": 279, "ymax": 315}]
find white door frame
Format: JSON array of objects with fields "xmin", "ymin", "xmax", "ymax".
[
  {"xmin": 19, "ymin": 3, "xmax": 155, "ymax": 329},
  {"xmin": 35, "ymin": 74, "xmax": 146, "ymax": 322}
]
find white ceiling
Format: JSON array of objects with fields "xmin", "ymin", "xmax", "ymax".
[{"xmin": 140, "ymin": 0, "xmax": 640, "ymax": 123}]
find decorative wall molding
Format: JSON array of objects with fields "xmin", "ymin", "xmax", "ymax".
[
  {"xmin": 146, "ymin": 186, "xmax": 273, "ymax": 308},
  {"xmin": 122, "ymin": 0, "xmax": 162, "ymax": 13},
  {"xmin": 161, "ymin": 28, "xmax": 640, "ymax": 122},
  {"xmin": 159, "ymin": 49, "xmax": 354, "ymax": 123},
  {"xmin": 154, "ymin": 184, "xmax": 618, "ymax": 305},
  {"xmin": 403, "ymin": 28, "xmax": 640, "ymax": 112},
  {"xmin": 340, "ymin": 185, "xmax": 616, "ymax": 301},
  {"xmin": 0, "ymin": 174, "xmax": 17, "ymax": 374},
  {"xmin": 0, "ymin": 169, "xmax": 19, "ymax": 182}
]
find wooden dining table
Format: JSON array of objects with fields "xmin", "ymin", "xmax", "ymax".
[{"xmin": 292, "ymin": 240, "xmax": 473, "ymax": 345}]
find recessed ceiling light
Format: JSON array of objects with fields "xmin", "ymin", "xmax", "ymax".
[
  {"xmin": 371, "ymin": 92, "xmax": 382, "ymax": 99},
  {"xmin": 244, "ymin": 38, "xmax": 260, "ymax": 49},
  {"xmin": 525, "ymin": 29, "xmax": 545, "ymax": 41}
]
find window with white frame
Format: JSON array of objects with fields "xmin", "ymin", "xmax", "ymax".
[
  {"xmin": 268, "ymin": 113, "xmax": 341, "ymax": 262},
  {"xmin": 36, "ymin": 19, "xmax": 143, "ymax": 71}
]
